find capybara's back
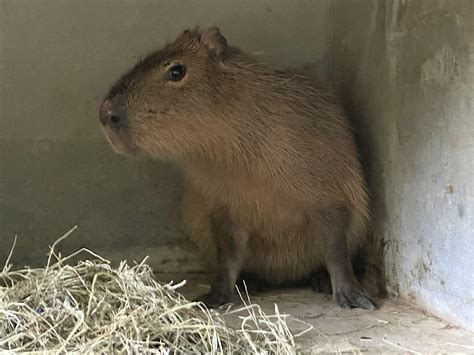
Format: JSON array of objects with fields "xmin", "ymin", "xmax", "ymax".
[{"xmin": 100, "ymin": 26, "xmax": 376, "ymax": 310}]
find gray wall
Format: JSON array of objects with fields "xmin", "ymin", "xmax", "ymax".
[
  {"xmin": 1, "ymin": 0, "xmax": 473, "ymax": 330},
  {"xmin": 331, "ymin": 1, "xmax": 474, "ymax": 330}
]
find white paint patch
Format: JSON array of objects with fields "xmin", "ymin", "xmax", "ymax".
[
  {"xmin": 385, "ymin": 0, "xmax": 409, "ymax": 88},
  {"xmin": 421, "ymin": 46, "xmax": 459, "ymax": 82}
]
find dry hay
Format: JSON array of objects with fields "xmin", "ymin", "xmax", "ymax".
[{"xmin": 0, "ymin": 226, "xmax": 312, "ymax": 353}]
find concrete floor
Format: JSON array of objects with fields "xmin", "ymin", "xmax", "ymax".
[{"xmin": 158, "ymin": 273, "xmax": 474, "ymax": 354}]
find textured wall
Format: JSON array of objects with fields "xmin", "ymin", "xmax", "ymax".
[
  {"xmin": 331, "ymin": 0, "xmax": 474, "ymax": 330},
  {"xmin": 0, "ymin": 0, "xmax": 331, "ymax": 270}
]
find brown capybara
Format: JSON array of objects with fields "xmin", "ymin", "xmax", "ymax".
[{"xmin": 99, "ymin": 26, "xmax": 376, "ymax": 310}]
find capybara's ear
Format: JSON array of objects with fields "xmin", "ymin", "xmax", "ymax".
[{"xmin": 200, "ymin": 26, "xmax": 227, "ymax": 57}]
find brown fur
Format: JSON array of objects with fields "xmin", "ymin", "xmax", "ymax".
[{"xmin": 100, "ymin": 27, "xmax": 376, "ymax": 309}]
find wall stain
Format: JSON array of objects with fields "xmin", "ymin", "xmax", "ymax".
[
  {"xmin": 413, "ymin": 259, "xmax": 431, "ymax": 285},
  {"xmin": 445, "ymin": 184, "xmax": 455, "ymax": 194}
]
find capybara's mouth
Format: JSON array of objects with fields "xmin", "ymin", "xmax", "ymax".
[{"xmin": 101, "ymin": 125, "xmax": 137, "ymax": 156}]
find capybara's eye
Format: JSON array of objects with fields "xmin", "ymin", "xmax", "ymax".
[{"xmin": 165, "ymin": 64, "xmax": 186, "ymax": 82}]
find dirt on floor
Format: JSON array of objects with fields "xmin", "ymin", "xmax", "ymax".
[{"xmin": 156, "ymin": 273, "xmax": 474, "ymax": 354}]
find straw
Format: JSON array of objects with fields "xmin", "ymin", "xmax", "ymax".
[{"xmin": 0, "ymin": 226, "xmax": 310, "ymax": 354}]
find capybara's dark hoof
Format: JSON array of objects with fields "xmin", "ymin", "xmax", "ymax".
[
  {"xmin": 335, "ymin": 286, "xmax": 377, "ymax": 310},
  {"xmin": 193, "ymin": 292, "xmax": 231, "ymax": 308}
]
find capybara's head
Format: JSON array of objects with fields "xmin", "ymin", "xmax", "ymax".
[{"xmin": 100, "ymin": 27, "xmax": 236, "ymax": 159}]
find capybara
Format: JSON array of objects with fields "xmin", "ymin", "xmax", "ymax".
[{"xmin": 100, "ymin": 26, "xmax": 376, "ymax": 310}]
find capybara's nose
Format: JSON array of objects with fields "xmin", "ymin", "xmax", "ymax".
[{"xmin": 100, "ymin": 99, "xmax": 122, "ymax": 128}]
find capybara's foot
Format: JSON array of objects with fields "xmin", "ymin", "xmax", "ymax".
[
  {"xmin": 193, "ymin": 291, "xmax": 231, "ymax": 308},
  {"xmin": 334, "ymin": 284, "xmax": 377, "ymax": 310}
]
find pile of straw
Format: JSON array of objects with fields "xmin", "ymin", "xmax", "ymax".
[{"xmin": 0, "ymin": 226, "xmax": 310, "ymax": 353}]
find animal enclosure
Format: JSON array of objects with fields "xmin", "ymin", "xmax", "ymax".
[{"xmin": 1, "ymin": 0, "xmax": 473, "ymax": 352}]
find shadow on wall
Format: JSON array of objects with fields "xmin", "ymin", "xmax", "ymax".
[{"xmin": 339, "ymin": 83, "xmax": 388, "ymax": 299}]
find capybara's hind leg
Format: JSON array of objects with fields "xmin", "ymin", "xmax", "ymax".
[{"xmin": 319, "ymin": 207, "xmax": 377, "ymax": 310}]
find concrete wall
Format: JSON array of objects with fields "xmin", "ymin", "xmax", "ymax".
[
  {"xmin": 1, "ymin": 0, "xmax": 473, "ymax": 330},
  {"xmin": 331, "ymin": 0, "xmax": 474, "ymax": 330}
]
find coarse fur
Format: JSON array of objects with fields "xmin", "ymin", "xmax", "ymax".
[{"xmin": 100, "ymin": 27, "xmax": 376, "ymax": 310}]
